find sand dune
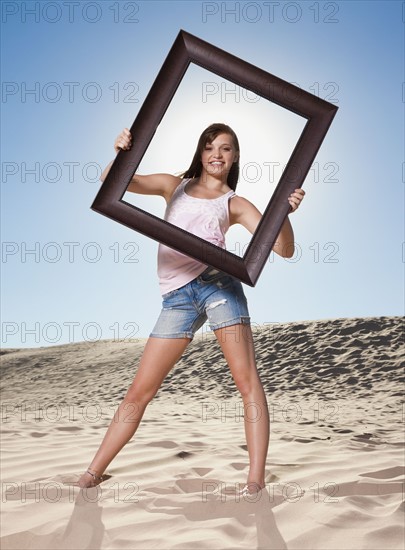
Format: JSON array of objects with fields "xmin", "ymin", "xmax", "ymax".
[{"xmin": 1, "ymin": 316, "xmax": 403, "ymax": 549}]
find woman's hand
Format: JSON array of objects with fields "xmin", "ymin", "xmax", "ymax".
[
  {"xmin": 114, "ymin": 128, "xmax": 132, "ymax": 153},
  {"xmin": 288, "ymin": 188, "xmax": 306, "ymax": 213}
]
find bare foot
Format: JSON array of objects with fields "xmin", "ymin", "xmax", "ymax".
[
  {"xmin": 242, "ymin": 481, "xmax": 265, "ymax": 495},
  {"xmin": 76, "ymin": 469, "xmax": 105, "ymax": 488},
  {"xmin": 221, "ymin": 481, "xmax": 265, "ymax": 497}
]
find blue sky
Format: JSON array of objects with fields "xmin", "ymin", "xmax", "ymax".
[{"xmin": 1, "ymin": 0, "xmax": 403, "ymax": 348}]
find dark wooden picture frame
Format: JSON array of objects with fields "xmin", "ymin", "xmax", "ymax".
[{"xmin": 91, "ymin": 29, "xmax": 338, "ymax": 286}]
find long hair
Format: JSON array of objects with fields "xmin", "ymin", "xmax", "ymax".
[{"xmin": 180, "ymin": 123, "xmax": 240, "ymax": 191}]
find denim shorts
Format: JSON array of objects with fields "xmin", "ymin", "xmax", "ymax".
[{"xmin": 150, "ymin": 267, "xmax": 251, "ymax": 339}]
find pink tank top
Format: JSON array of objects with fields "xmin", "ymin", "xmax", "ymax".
[{"xmin": 157, "ymin": 178, "xmax": 236, "ymax": 295}]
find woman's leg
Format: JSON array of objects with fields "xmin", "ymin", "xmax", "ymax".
[
  {"xmin": 77, "ymin": 336, "xmax": 191, "ymax": 488},
  {"xmin": 214, "ymin": 324, "xmax": 269, "ymax": 491}
]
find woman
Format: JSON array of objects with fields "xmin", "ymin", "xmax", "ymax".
[{"xmin": 77, "ymin": 123, "xmax": 305, "ymax": 494}]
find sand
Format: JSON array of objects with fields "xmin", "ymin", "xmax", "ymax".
[{"xmin": 1, "ymin": 316, "xmax": 403, "ymax": 549}]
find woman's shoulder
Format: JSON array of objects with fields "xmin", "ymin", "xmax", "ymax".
[
  {"xmin": 229, "ymin": 194, "xmax": 261, "ymax": 224},
  {"xmin": 163, "ymin": 175, "xmax": 188, "ymax": 202},
  {"xmin": 229, "ymin": 194, "xmax": 255, "ymax": 210}
]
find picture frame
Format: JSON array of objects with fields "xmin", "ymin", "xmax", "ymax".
[{"xmin": 91, "ymin": 29, "xmax": 338, "ymax": 285}]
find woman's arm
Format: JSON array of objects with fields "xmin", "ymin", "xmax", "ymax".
[
  {"xmin": 229, "ymin": 189, "xmax": 305, "ymax": 258},
  {"xmin": 100, "ymin": 128, "xmax": 180, "ymax": 202},
  {"xmin": 272, "ymin": 216, "xmax": 295, "ymax": 258}
]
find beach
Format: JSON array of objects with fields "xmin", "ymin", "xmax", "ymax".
[{"xmin": 1, "ymin": 315, "xmax": 403, "ymax": 549}]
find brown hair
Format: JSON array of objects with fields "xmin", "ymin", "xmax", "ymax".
[{"xmin": 180, "ymin": 123, "xmax": 240, "ymax": 191}]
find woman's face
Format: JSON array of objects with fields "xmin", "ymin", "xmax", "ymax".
[{"xmin": 200, "ymin": 133, "xmax": 239, "ymax": 179}]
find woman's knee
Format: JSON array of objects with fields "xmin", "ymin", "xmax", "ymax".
[
  {"xmin": 125, "ymin": 382, "xmax": 157, "ymax": 405},
  {"xmin": 232, "ymin": 370, "xmax": 262, "ymax": 397},
  {"xmin": 234, "ymin": 380, "xmax": 254, "ymax": 397}
]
